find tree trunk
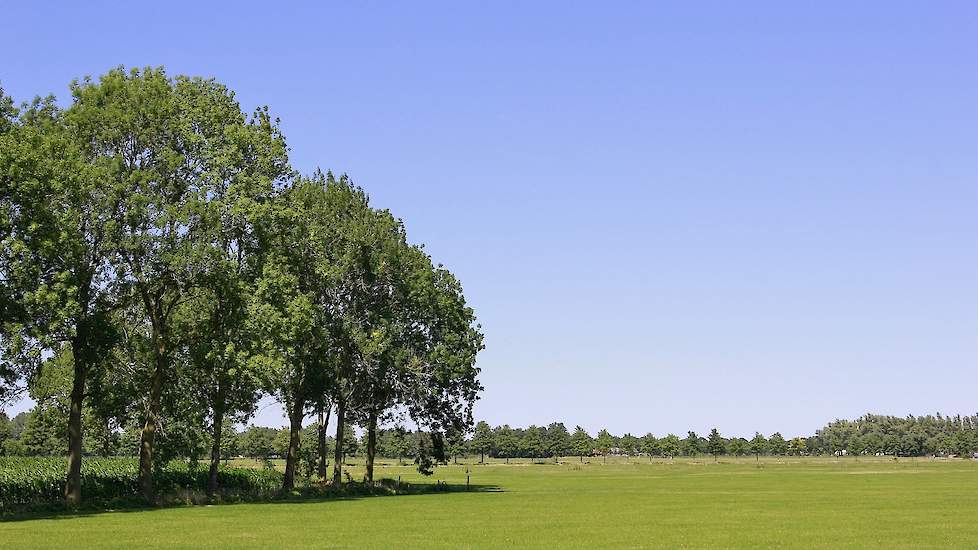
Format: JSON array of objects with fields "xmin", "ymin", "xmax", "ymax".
[
  {"xmin": 332, "ymin": 396, "xmax": 346, "ymax": 484},
  {"xmin": 207, "ymin": 382, "xmax": 226, "ymax": 499},
  {"xmin": 65, "ymin": 335, "xmax": 88, "ymax": 506},
  {"xmin": 138, "ymin": 346, "xmax": 165, "ymax": 503},
  {"xmin": 365, "ymin": 412, "xmax": 378, "ymax": 483},
  {"xmin": 480, "ymin": 451, "xmax": 485, "ymax": 464},
  {"xmin": 317, "ymin": 404, "xmax": 331, "ymax": 480},
  {"xmin": 282, "ymin": 393, "xmax": 305, "ymax": 491}
]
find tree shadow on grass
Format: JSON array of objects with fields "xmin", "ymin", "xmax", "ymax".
[{"xmin": 0, "ymin": 481, "xmax": 503, "ymax": 523}]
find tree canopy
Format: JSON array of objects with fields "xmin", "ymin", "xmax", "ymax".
[{"xmin": 0, "ymin": 67, "xmax": 484, "ymax": 504}]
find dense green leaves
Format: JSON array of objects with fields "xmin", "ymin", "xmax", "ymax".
[
  {"xmin": 0, "ymin": 67, "xmax": 484, "ymax": 507},
  {"xmin": 0, "ymin": 457, "xmax": 282, "ymax": 511}
]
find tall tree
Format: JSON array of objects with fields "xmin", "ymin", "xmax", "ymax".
[
  {"xmin": 250, "ymin": 174, "xmax": 380, "ymax": 489},
  {"xmin": 1, "ymin": 88, "xmax": 121, "ymax": 505},
  {"xmin": 66, "ymin": 68, "xmax": 267, "ymax": 500},
  {"xmin": 180, "ymin": 92, "xmax": 289, "ymax": 498},
  {"xmin": 397, "ymin": 246, "xmax": 483, "ymax": 474}
]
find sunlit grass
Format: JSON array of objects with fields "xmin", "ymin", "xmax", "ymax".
[{"xmin": 3, "ymin": 456, "xmax": 977, "ymax": 549}]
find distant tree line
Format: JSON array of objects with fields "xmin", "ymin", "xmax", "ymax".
[
  {"xmin": 462, "ymin": 414, "xmax": 978, "ymax": 462},
  {"xmin": 7, "ymin": 408, "xmax": 978, "ymax": 482},
  {"xmin": 0, "ymin": 68, "xmax": 483, "ymax": 506}
]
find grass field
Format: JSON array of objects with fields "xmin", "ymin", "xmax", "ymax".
[{"xmin": 3, "ymin": 456, "xmax": 978, "ymax": 549}]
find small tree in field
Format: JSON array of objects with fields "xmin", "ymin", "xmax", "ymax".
[
  {"xmin": 788, "ymin": 437, "xmax": 807, "ymax": 456},
  {"xmin": 769, "ymin": 432, "xmax": 788, "ymax": 456},
  {"xmin": 570, "ymin": 426, "xmax": 593, "ymax": 462},
  {"xmin": 683, "ymin": 431, "xmax": 701, "ymax": 457},
  {"xmin": 750, "ymin": 432, "xmax": 768, "ymax": 460},
  {"xmin": 595, "ymin": 429, "xmax": 615, "ymax": 457},
  {"xmin": 659, "ymin": 434, "xmax": 681, "ymax": 458},
  {"xmin": 389, "ymin": 426, "xmax": 412, "ymax": 465},
  {"xmin": 471, "ymin": 421, "xmax": 493, "ymax": 463},
  {"xmin": 545, "ymin": 422, "xmax": 571, "ymax": 462},
  {"xmin": 494, "ymin": 425, "xmax": 519, "ymax": 463},
  {"xmin": 641, "ymin": 433, "xmax": 659, "ymax": 461},
  {"xmin": 619, "ymin": 433, "xmax": 639, "ymax": 459},
  {"xmin": 707, "ymin": 428, "xmax": 725, "ymax": 461},
  {"xmin": 728, "ymin": 437, "xmax": 748, "ymax": 456},
  {"xmin": 520, "ymin": 425, "xmax": 545, "ymax": 461}
]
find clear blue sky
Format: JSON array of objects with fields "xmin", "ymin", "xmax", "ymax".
[{"xmin": 3, "ymin": 2, "xmax": 977, "ymax": 437}]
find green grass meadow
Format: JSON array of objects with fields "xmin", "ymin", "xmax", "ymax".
[{"xmin": 3, "ymin": 456, "xmax": 977, "ymax": 549}]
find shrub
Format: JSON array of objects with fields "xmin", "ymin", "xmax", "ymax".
[{"xmin": 0, "ymin": 457, "xmax": 283, "ymax": 512}]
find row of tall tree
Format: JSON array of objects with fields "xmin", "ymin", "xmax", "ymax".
[{"xmin": 0, "ymin": 68, "xmax": 484, "ymax": 505}]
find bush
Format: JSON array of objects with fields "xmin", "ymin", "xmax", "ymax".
[{"xmin": 0, "ymin": 457, "xmax": 283, "ymax": 512}]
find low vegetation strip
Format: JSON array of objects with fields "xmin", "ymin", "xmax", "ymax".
[{"xmin": 0, "ymin": 457, "xmax": 282, "ymax": 512}]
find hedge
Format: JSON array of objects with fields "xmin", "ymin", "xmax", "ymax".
[{"xmin": 0, "ymin": 457, "xmax": 283, "ymax": 511}]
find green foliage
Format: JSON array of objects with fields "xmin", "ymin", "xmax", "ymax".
[
  {"xmin": 0, "ymin": 412, "xmax": 9, "ymax": 452},
  {"xmin": 640, "ymin": 433, "xmax": 658, "ymax": 457},
  {"xmin": 788, "ymin": 437, "xmax": 808, "ymax": 456},
  {"xmin": 470, "ymin": 421, "xmax": 493, "ymax": 461},
  {"xmin": 377, "ymin": 426, "xmax": 411, "ymax": 462},
  {"xmin": 707, "ymin": 428, "xmax": 725, "ymax": 458},
  {"xmin": 239, "ymin": 426, "xmax": 278, "ymax": 461},
  {"xmin": 727, "ymin": 437, "xmax": 749, "ymax": 456},
  {"xmin": 683, "ymin": 432, "xmax": 702, "ymax": 457},
  {"xmin": 519, "ymin": 426, "xmax": 545, "ymax": 460},
  {"xmin": 618, "ymin": 433, "xmax": 639, "ymax": 456},
  {"xmin": 594, "ymin": 429, "xmax": 614, "ymax": 455},
  {"xmin": 493, "ymin": 425, "xmax": 519, "ymax": 460},
  {"xmin": 545, "ymin": 422, "xmax": 571, "ymax": 459},
  {"xmin": 659, "ymin": 434, "xmax": 681, "ymax": 457},
  {"xmin": 768, "ymin": 433, "xmax": 788, "ymax": 456},
  {"xmin": 811, "ymin": 414, "xmax": 978, "ymax": 457},
  {"xmin": 749, "ymin": 432, "xmax": 768, "ymax": 456},
  {"xmin": 1, "ymin": 66, "xmax": 489, "ymax": 505},
  {"xmin": 570, "ymin": 426, "xmax": 593, "ymax": 459},
  {"xmin": 0, "ymin": 457, "xmax": 282, "ymax": 511}
]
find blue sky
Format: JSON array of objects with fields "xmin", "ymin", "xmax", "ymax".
[{"xmin": 3, "ymin": 2, "xmax": 977, "ymax": 437}]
